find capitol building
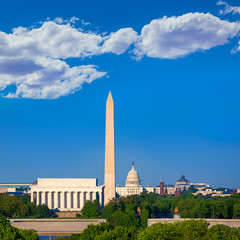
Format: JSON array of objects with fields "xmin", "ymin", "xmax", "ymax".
[{"xmin": 116, "ymin": 163, "xmax": 154, "ymax": 197}]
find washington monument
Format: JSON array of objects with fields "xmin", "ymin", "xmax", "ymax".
[{"xmin": 104, "ymin": 91, "xmax": 116, "ymax": 204}]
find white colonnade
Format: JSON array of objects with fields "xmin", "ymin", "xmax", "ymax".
[
  {"xmin": 31, "ymin": 178, "xmax": 103, "ymax": 211},
  {"xmin": 31, "ymin": 190, "xmax": 102, "ymax": 211}
]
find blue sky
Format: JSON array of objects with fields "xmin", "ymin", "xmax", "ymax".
[{"xmin": 0, "ymin": 0, "xmax": 239, "ymax": 188}]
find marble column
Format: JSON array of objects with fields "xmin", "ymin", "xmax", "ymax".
[
  {"xmin": 45, "ymin": 192, "xmax": 48, "ymax": 206},
  {"xmin": 87, "ymin": 191, "xmax": 91, "ymax": 201},
  {"xmin": 48, "ymin": 192, "xmax": 52, "ymax": 209},
  {"xmin": 42, "ymin": 191, "xmax": 46, "ymax": 205},
  {"xmin": 60, "ymin": 192, "xmax": 64, "ymax": 209},
  {"xmin": 67, "ymin": 191, "xmax": 71, "ymax": 209},
  {"xmin": 51, "ymin": 192, "xmax": 54, "ymax": 208},
  {"xmin": 77, "ymin": 192, "xmax": 80, "ymax": 208},
  {"xmin": 99, "ymin": 191, "xmax": 102, "ymax": 206},
  {"xmin": 57, "ymin": 192, "xmax": 59, "ymax": 208},
  {"xmin": 63, "ymin": 192, "xmax": 66, "ymax": 208},
  {"xmin": 80, "ymin": 192, "xmax": 84, "ymax": 209},
  {"xmin": 92, "ymin": 192, "xmax": 96, "ymax": 201},
  {"xmin": 74, "ymin": 192, "xmax": 78, "ymax": 209},
  {"xmin": 53, "ymin": 192, "xmax": 58, "ymax": 209},
  {"xmin": 31, "ymin": 192, "xmax": 34, "ymax": 202},
  {"xmin": 36, "ymin": 192, "xmax": 39, "ymax": 205}
]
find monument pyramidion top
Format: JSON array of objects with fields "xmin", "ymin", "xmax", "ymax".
[{"xmin": 107, "ymin": 91, "xmax": 113, "ymax": 102}]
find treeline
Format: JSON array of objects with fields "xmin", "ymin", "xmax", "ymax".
[
  {"xmin": 80, "ymin": 192, "xmax": 240, "ymax": 225},
  {"xmin": 0, "ymin": 217, "xmax": 38, "ymax": 240},
  {"xmin": 171, "ymin": 193, "xmax": 240, "ymax": 219},
  {"xmin": 1, "ymin": 191, "xmax": 240, "ymax": 239},
  {"xmin": 1, "ymin": 191, "xmax": 240, "ymax": 221},
  {"xmin": 0, "ymin": 193, "xmax": 53, "ymax": 218},
  {"xmin": 55, "ymin": 220, "xmax": 240, "ymax": 240}
]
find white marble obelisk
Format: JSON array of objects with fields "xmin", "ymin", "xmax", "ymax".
[{"xmin": 104, "ymin": 91, "xmax": 115, "ymax": 205}]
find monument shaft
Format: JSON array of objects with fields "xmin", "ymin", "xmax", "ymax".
[{"xmin": 104, "ymin": 92, "xmax": 115, "ymax": 204}]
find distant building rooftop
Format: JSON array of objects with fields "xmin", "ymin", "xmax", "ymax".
[
  {"xmin": 0, "ymin": 184, "xmax": 31, "ymax": 188},
  {"xmin": 176, "ymin": 175, "xmax": 189, "ymax": 183}
]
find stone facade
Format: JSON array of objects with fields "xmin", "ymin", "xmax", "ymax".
[
  {"xmin": 116, "ymin": 186, "xmax": 144, "ymax": 197},
  {"xmin": 9, "ymin": 219, "xmax": 106, "ymax": 236},
  {"xmin": 116, "ymin": 163, "xmax": 155, "ymax": 197},
  {"xmin": 31, "ymin": 178, "xmax": 103, "ymax": 211}
]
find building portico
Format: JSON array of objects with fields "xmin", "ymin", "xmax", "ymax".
[{"xmin": 31, "ymin": 178, "xmax": 103, "ymax": 211}]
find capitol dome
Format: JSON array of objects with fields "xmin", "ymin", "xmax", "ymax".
[{"xmin": 125, "ymin": 162, "xmax": 141, "ymax": 187}]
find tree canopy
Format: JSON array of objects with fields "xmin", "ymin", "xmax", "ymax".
[
  {"xmin": 0, "ymin": 217, "xmax": 38, "ymax": 240},
  {"xmin": 0, "ymin": 193, "xmax": 53, "ymax": 218}
]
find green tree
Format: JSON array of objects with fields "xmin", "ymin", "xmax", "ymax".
[
  {"xmin": 209, "ymin": 200, "xmax": 228, "ymax": 219},
  {"xmin": 32, "ymin": 204, "xmax": 52, "ymax": 218},
  {"xmin": 81, "ymin": 200, "xmax": 101, "ymax": 218},
  {"xmin": 152, "ymin": 201, "xmax": 170, "ymax": 217},
  {"xmin": 0, "ymin": 194, "xmax": 27, "ymax": 218},
  {"xmin": 207, "ymin": 224, "xmax": 240, "ymax": 240},
  {"xmin": 233, "ymin": 203, "xmax": 240, "ymax": 219},
  {"xmin": 107, "ymin": 210, "xmax": 132, "ymax": 227},
  {"xmin": 137, "ymin": 222, "xmax": 179, "ymax": 240},
  {"xmin": 0, "ymin": 217, "xmax": 38, "ymax": 240},
  {"xmin": 16, "ymin": 194, "xmax": 31, "ymax": 205},
  {"xmin": 137, "ymin": 220, "xmax": 208, "ymax": 240},
  {"xmin": 102, "ymin": 200, "xmax": 118, "ymax": 219},
  {"xmin": 92, "ymin": 200, "xmax": 101, "ymax": 217},
  {"xmin": 174, "ymin": 198, "xmax": 197, "ymax": 218},
  {"xmin": 175, "ymin": 220, "xmax": 208, "ymax": 239},
  {"xmin": 95, "ymin": 226, "xmax": 137, "ymax": 240},
  {"xmin": 140, "ymin": 209, "xmax": 149, "ymax": 228},
  {"xmin": 70, "ymin": 223, "xmax": 114, "ymax": 240},
  {"xmin": 193, "ymin": 200, "xmax": 210, "ymax": 218},
  {"xmin": 16, "ymin": 204, "xmax": 29, "ymax": 218}
]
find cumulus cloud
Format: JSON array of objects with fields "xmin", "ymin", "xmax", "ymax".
[
  {"xmin": 1, "ymin": 21, "xmax": 137, "ymax": 59},
  {"xmin": 1, "ymin": 21, "xmax": 103, "ymax": 59},
  {"xmin": 102, "ymin": 28, "xmax": 138, "ymax": 54},
  {"xmin": 0, "ymin": 13, "xmax": 240, "ymax": 99},
  {"xmin": 134, "ymin": 12, "xmax": 240, "ymax": 59},
  {"xmin": 0, "ymin": 57, "xmax": 106, "ymax": 99},
  {"xmin": 217, "ymin": 1, "xmax": 240, "ymax": 15},
  {"xmin": 0, "ymin": 20, "xmax": 137, "ymax": 99}
]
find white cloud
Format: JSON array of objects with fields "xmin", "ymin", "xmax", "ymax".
[
  {"xmin": 102, "ymin": 28, "xmax": 138, "ymax": 54},
  {"xmin": 70, "ymin": 17, "xmax": 80, "ymax": 23},
  {"xmin": 134, "ymin": 12, "xmax": 240, "ymax": 59},
  {"xmin": 233, "ymin": 40, "xmax": 240, "ymax": 53},
  {"xmin": 0, "ymin": 20, "xmax": 136, "ymax": 99},
  {"xmin": 0, "ymin": 57, "xmax": 106, "ymax": 99},
  {"xmin": 1, "ymin": 21, "xmax": 104, "ymax": 59},
  {"xmin": 54, "ymin": 17, "xmax": 66, "ymax": 24},
  {"xmin": 0, "ymin": 13, "xmax": 240, "ymax": 99},
  {"xmin": 217, "ymin": 1, "xmax": 240, "ymax": 15}
]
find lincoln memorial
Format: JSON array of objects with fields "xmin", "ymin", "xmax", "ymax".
[{"xmin": 31, "ymin": 178, "xmax": 104, "ymax": 211}]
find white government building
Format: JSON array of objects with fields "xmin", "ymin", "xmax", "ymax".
[
  {"xmin": 116, "ymin": 163, "xmax": 155, "ymax": 197},
  {"xmin": 31, "ymin": 178, "xmax": 103, "ymax": 211}
]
